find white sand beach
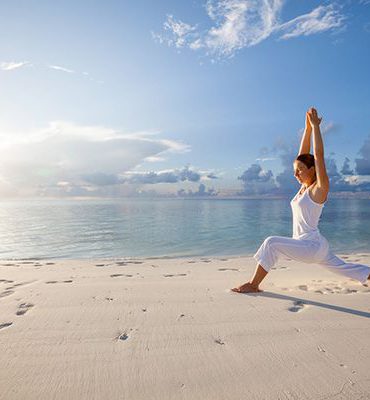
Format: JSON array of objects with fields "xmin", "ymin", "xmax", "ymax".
[{"xmin": 1, "ymin": 254, "xmax": 370, "ymax": 400}]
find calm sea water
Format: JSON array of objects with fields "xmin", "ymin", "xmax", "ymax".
[{"xmin": 0, "ymin": 198, "xmax": 369, "ymax": 259}]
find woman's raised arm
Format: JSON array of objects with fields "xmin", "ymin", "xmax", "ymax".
[
  {"xmin": 298, "ymin": 112, "xmax": 312, "ymax": 156},
  {"xmin": 308, "ymin": 108, "xmax": 329, "ymax": 199}
]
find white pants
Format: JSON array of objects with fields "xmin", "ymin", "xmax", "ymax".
[{"xmin": 254, "ymin": 235, "xmax": 370, "ymax": 284}]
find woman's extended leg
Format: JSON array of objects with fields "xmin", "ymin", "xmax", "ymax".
[{"xmin": 318, "ymin": 252, "xmax": 370, "ymax": 284}]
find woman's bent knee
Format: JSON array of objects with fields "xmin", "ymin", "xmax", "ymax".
[{"xmin": 264, "ymin": 236, "xmax": 280, "ymax": 248}]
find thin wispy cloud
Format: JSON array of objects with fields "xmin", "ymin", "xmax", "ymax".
[
  {"xmin": 0, "ymin": 61, "xmax": 31, "ymax": 71},
  {"xmin": 47, "ymin": 64, "xmax": 104, "ymax": 83},
  {"xmin": 154, "ymin": 1, "xmax": 346, "ymax": 59},
  {"xmin": 0, "ymin": 60, "xmax": 103, "ymax": 83},
  {"xmin": 321, "ymin": 121, "xmax": 340, "ymax": 135},
  {"xmin": 163, "ymin": 15, "xmax": 198, "ymax": 48},
  {"xmin": 48, "ymin": 65, "xmax": 75, "ymax": 73},
  {"xmin": 277, "ymin": 4, "xmax": 345, "ymax": 40}
]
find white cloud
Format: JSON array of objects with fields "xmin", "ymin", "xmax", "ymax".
[
  {"xmin": 344, "ymin": 175, "xmax": 370, "ymax": 185},
  {"xmin": 118, "ymin": 166, "xmax": 218, "ymax": 185},
  {"xmin": 256, "ymin": 157, "xmax": 277, "ymax": 162},
  {"xmin": 164, "ymin": 15, "xmax": 198, "ymax": 48},
  {"xmin": 277, "ymin": 5, "xmax": 345, "ymax": 40},
  {"xmin": 48, "ymin": 65, "xmax": 75, "ymax": 73},
  {"xmin": 145, "ymin": 156, "xmax": 166, "ymax": 162},
  {"xmin": 205, "ymin": 0, "xmax": 283, "ymax": 56},
  {"xmin": 155, "ymin": 1, "xmax": 346, "ymax": 59},
  {"xmin": 0, "ymin": 61, "xmax": 31, "ymax": 71},
  {"xmin": 48, "ymin": 65, "xmax": 103, "ymax": 83},
  {"xmin": 0, "ymin": 60, "xmax": 103, "ymax": 83},
  {"xmin": 0, "ymin": 122, "xmax": 190, "ymax": 197}
]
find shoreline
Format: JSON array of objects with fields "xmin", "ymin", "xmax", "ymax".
[
  {"xmin": 1, "ymin": 250, "xmax": 370, "ymax": 262},
  {"xmin": 1, "ymin": 254, "xmax": 370, "ymax": 399}
]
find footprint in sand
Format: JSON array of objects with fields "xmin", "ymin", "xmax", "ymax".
[
  {"xmin": 116, "ymin": 262, "xmax": 128, "ymax": 266},
  {"xmin": 16, "ymin": 303, "xmax": 34, "ymax": 316},
  {"xmin": 7, "ymin": 283, "xmax": 25, "ymax": 289},
  {"xmin": 317, "ymin": 345, "xmax": 326, "ymax": 353},
  {"xmin": 117, "ymin": 332, "xmax": 129, "ymax": 341},
  {"xmin": 114, "ymin": 329, "xmax": 133, "ymax": 341},
  {"xmin": 0, "ymin": 290, "xmax": 14, "ymax": 298},
  {"xmin": 343, "ymin": 288, "xmax": 358, "ymax": 294},
  {"xmin": 96, "ymin": 264, "xmax": 106, "ymax": 267},
  {"xmin": 288, "ymin": 300, "xmax": 307, "ymax": 312},
  {"xmin": 18, "ymin": 280, "xmax": 37, "ymax": 288},
  {"xmin": 163, "ymin": 273, "xmax": 187, "ymax": 278},
  {"xmin": 45, "ymin": 262, "xmax": 55, "ymax": 265},
  {"xmin": 63, "ymin": 280, "xmax": 73, "ymax": 283},
  {"xmin": 0, "ymin": 279, "xmax": 14, "ymax": 283},
  {"xmin": 110, "ymin": 274, "xmax": 133, "ymax": 278},
  {"xmin": 0, "ymin": 322, "xmax": 13, "ymax": 330},
  {"xmin": 214, "ymin": 338, "xmax": 225, "ymax": 345},
  {"xmin": 218, "ymin": 268, "xmax": 239, "ymax": 272},
  {"xmin": 298, "ymin": 282, "xmax": 360, "ymax": 295}
]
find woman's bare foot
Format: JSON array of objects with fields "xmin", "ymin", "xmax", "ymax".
[{"xmin": 231, "ymin": 282, "xmax": 262, "ymax": 293}]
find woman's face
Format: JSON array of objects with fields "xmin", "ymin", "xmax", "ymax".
[{"xmin": 293, "ymin": 160, "xmax": 315, "ymax": 185}]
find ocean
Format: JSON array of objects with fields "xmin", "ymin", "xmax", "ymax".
[{"xmin": 0, "ymin": 198, "xmax": 369, "ymax": 259}]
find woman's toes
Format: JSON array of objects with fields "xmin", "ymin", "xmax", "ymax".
[{"xmin": 231, "ymin": 283, "xmax": 262, "ymax": 293}]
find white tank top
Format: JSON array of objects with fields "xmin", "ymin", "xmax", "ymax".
[{"xmin": 290, "ymin": 186, "xmax": 325, "ymax": 241}]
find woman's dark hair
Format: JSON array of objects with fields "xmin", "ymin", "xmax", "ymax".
[{"xmin": 296, "ymin": 153, "xmax": 315, "ymax": 170}]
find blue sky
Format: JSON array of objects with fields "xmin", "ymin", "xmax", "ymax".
[{"xmin": 0, "ymin": 0, "xmax": 369, "ymax": 197}]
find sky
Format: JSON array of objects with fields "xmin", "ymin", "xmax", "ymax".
[{"xmin": 0, "ymin": 0, "xmax": 370, "ymax": 198}]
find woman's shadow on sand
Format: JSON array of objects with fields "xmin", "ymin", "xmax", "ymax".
[{"xmin": 237, "ymin": 291, "xmax": 370, "ymax": 318}]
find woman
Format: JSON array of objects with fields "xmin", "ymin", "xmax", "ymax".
[{"xmin": 232, "ymin": 107, "xmax": 370, "ymax": 293}]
